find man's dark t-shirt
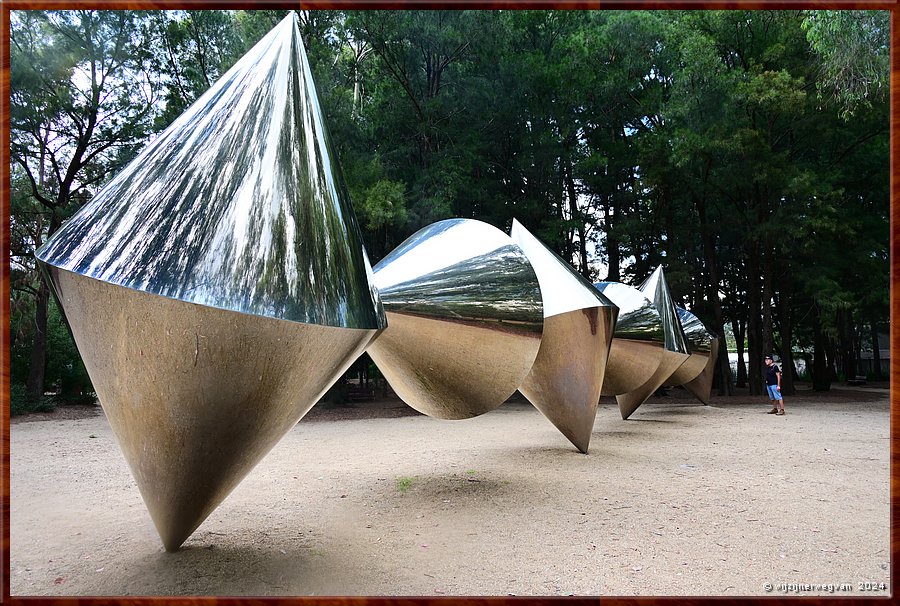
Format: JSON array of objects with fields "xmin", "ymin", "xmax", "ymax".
[{"xmin": 766, "ymin": 364, "xmax": 781, "ymax": 386}]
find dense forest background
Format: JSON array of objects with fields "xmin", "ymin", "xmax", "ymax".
[{"xmin": 8, "ymin": 9, "xmax": 890, "ymax": 412}]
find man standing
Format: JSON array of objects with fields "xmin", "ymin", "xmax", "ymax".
[{"xmin": 765, "ymin": 355, "xmax": 785, "ymax": 415}]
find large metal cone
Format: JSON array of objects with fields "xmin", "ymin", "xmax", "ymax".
[
  {"xmin": 683, "ymin": 337, "xmax": 721, "ymax": 405},
  {"xmin": 368, "ymin": 219, "xmax": 543, "ymax": 419},
  {"xmin": 35, "ymin": 13, "xmax": 383, "ymax": 550},
  {"xmin": 47, "ymin": 268, "xmax": 376, "ymax": 551},
  {"xmin": 510, "ymin": 220, "xmax": 617, "ymax": 453},
  {"xmin": 593, "ymin": 282, "xmax": 667, "ymax": 397},
  {"xmin": 665, "ymin": 307, "xmax": 715, "ymax": 389},
  {"xmin": 37, "ymin": 12, "xmax": 385, "ymax": 330}
]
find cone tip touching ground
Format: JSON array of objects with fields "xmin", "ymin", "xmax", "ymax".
[{"xmin": 36, "ymin": 12, "xmax": 384, "ymax": 551}]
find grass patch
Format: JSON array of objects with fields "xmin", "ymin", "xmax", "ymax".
[{"xmin": 396, "ymin": 476, "xmax": 415, "ymax": 492}]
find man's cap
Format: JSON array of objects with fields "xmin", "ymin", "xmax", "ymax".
[{"xmin": 764, "ymin": 355, "xmax": 773, "ymax": 360}]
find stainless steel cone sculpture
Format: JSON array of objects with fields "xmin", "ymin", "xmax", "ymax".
[
  {"xmin": 594, "ymin": 282, "xmax": 667, "ymax": 395},
  {"xmin": 665, "ymin": 307, "xmax": 718, "ymax": 404},
  {"xmin": 368, "ymin": 219, "xmax": 543, "ymax": 419},
  {"xmin": 611, "ymin": 266, "xmax": 690, "ymax": 419},
  {"xmin": 35, "ymin": 13, "xmax": 384, "ymax": 551},
  {"xmin": 593, "ymin": 281, "xmax": 684, "ymax": 419},
  {"xmin": 509, "ymin": 220, "xmax": 617, "ymax": 453}
]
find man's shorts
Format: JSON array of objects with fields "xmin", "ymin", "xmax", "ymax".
[{"xmin": 767, "ymin": 384, "xmax": 782, "ymax": 400}]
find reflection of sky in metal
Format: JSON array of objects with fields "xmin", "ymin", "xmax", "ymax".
[
  {"xmin": 593, "ymin": 282, "xmax": 664, "ymax": 342},
  {"xmin": 374, "ymin": 219, "xmax": 543, "ymax": 330},
  {"xmin": 677, "ymin": 307, "xmax": 713, "ymax": 354},
  {"xmin": 638, "ymin": 266, "xmax": 689, "ymax": 355},
  {"xmin": 36, "ymin": 13, "xmax": 385, "ymax": 330},
  {"xmin": 510, "ymin": 219, "xmax": 616, "ymax": 319}
]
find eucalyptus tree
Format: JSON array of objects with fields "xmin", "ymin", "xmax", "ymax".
[{"xmin": 10, "ymin": 10, "xmax": 162, "ymax": 399}]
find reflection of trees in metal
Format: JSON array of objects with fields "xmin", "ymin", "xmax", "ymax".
[
  {"xmin": 666, "ymin": 307, "xmax": 719, "ymax": 405},
  {"xmin": 35, "ymin": 13, "xmax": 383, "ymax": 551},
  {"xmin": 368, "ymin": 219, "xmax": 543, "ymax": 419},
  {"xmin": 639, "ymin": 266, "xmax": 689, "ymax": 356},
  {"xmin": 511, "ymin": 220, "xmax": 617, "ymax": 453},
  {"xmin": 594, "ymin": 282, "xmax": 667, "ymax": 398},
  {"xmin": 596, "ymin": 272, "xmax": 690, "ymax": 420},
  {"xmin": 37, "ymin": 13, "xmax": 384, "ymax": 330}
]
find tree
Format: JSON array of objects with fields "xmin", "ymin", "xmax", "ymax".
[{"xmin": 10, "ymin": 10, "xmax": 161, "ymax": 399}]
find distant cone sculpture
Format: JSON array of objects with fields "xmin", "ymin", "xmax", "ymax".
[
  {"xmin": 509, "ymin": 220, "xmax": 617, "ymax": 453},
  {"xmin": 612, "ymin": 266, "xmax": 690, "ymax": 419},
  {"xmin": 368, "ymin": 219, "xmax": 543, "ymax": 419},
  {"xmin": 682, "ymin": 337, "xmax": 721, "ymax": 406},
  {"xmin": 665, "ymin": 307, "xmax": 718, "ymax": 404},
  {"xmin": 36, "ymin": 13, "xmax": 384, "ymax": 551},
  {"xmin": 593, "ymin": 282, "xmax": 668, "ymax": 397}
]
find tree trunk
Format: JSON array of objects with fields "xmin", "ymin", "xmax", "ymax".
[
  {"xmin": 733, "ymin": 317, "xmax": 747, "ymax": 387},
  {"xmin": 870, "ymin": 320, "xmax": 882, "ymax": 379},
  {"xmin": 604, "ymin": 195, "xmax": 620, "ymax": 282},
  {"xmin": 565, "ymin": 167, "xmax": 590, "ymax": 280},
  {"xmin": 693, "ymin": 192, "xmax": 733, "ymax": 396},
  {"xmin": 777, "ymin": 269, "xmax": 795, "ymax": 396},
  {"xmin": 25, "ymin": 281, "xmax": 50, "ymax": 400},
  {"xmin": 746, "ymin": 244, "xmax": 763, "ymax": 395},
  {"xmin": 812, "ymin": 305, "xmax": 831, "ymax": 391},
  {"xmin": 837, "ymin": 308, "xmax": 856, "ymax": 379}
]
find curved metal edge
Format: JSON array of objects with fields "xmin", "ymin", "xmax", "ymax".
[
  {"xmin": 616, "ymin": 349, "xmax": 689, "ymax": 420},
  {"xmin": 683, "ymin": 337, "xmax": 721, "ymax": 405},
  {"xmin": 519, "ymin": 306, "xmax": 616, "ymax": 453},
  {"xmin": 45, "ymin": 265, "xmax": 378, "ymax": 551}
]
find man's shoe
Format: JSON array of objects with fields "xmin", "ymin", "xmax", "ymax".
[
  {"xmin": 775, "ymin": 410, "xmax": 785, "ymax": 415},
  {"xmin": 767, "ymin": 408, "xmax": 778, "ymax": 414}
]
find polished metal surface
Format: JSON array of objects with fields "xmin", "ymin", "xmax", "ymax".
[
  {"xmin": 683, "ymin": 337, "xmax": 720, "ymax": 405},
  {"xmin": 638, "ymin": 266, "xmax": 689, "ymax": 356},
  {"xmin": 510, "ymin": 220, "xmax": 617, "ymax": 452},
  {"xmin": 593, "ymin": 282, "xmax": 667, "ymax": 397},
  {"xmin": 610, "ymin": 266, "xmax": 691, "ymax": 418},
  {"xmin": 615, "ymin": 349, "xmax": 689, "ymax": 420},
  {"xmin": 665, "ymin": 307, "xmax": 715, "ymax": 390},
  {"xmin": 36, "ymin": 12, "xmax": 384, "ymax": 330},
  {"xmin": 368, "ymin": 219, "xmax": 543, "ymax": 419},
  {"xmin": 47, "ymin": 267, "xmax": 377, "ymax": 551},
  {"xmin": 34, "ymin": 12, "xmax": 384, "ymax": 551}
]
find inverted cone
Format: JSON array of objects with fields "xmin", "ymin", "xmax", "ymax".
[
  {"xmin": 665, "ymin": 307, "xmax": 715, "ymax": 388},
  {"xmin": 34, "ymin": 12, "xmax": 383, "ymax": 551},
  {"xmin": 616, "ymin": 349, "xmax": 688, "ymax": 420},
  {"xmin": 683, "ymin": 337, "xmax": 721, "ymax": 405},
  {"xmin": 593, "ymin": 282, "xmax": 667, "ymax": 397},
  {"xmin": 48, "ymin": 268, "xmax": 376, "ymax": 550},
  {"xmin": 368, "ymin": 219, "xmax": 543, "ymax": 419},
  {"xmin": 510, "ymin": 220, "xmax": 617, "ymax": 453}
]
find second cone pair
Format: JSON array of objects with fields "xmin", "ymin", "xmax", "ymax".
[{"xmin": 367, "ymin": 218, "xmax": 618, "ymax": 453}]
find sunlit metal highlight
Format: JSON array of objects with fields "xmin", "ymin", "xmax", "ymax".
[
  {"xmin": 510, "ymin": 220, "xmax": 617, "ymax": 453},
  {"xmin": 35, "ymin": 13, "xmax": 382, "ymax": 551},
  {"xmin": 368, "ymin": 219, "xmax": 543, "ymax": 420}
]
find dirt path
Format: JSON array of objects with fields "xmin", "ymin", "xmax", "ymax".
[{"xmin": 9, "ymin": 387, "xmax": 890, "ymax": 596}]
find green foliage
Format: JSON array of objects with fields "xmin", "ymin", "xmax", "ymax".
[
  {"xmin": 9, "ymin": 9, "xmax": 888, "ymax": 398},
  {"xmin": 9, "ymin": 384, "xmax": 56, "ymax": 416},
  {"xmin": 802, "ymin": 10, "xmax": 889, "ymax": 117}
]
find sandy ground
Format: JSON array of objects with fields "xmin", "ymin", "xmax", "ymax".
[{"xmin": 9, "ymin": 386, "xmax": 891, "ymax": 597}]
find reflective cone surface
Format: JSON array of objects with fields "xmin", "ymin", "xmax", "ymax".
[
  {"xmin": 35, "ymin": 13, "xmax": 383, "ymax": 550},
  {"xmin": 511, "ymin": 220, "xmax": 617, "ymax": 452}
]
